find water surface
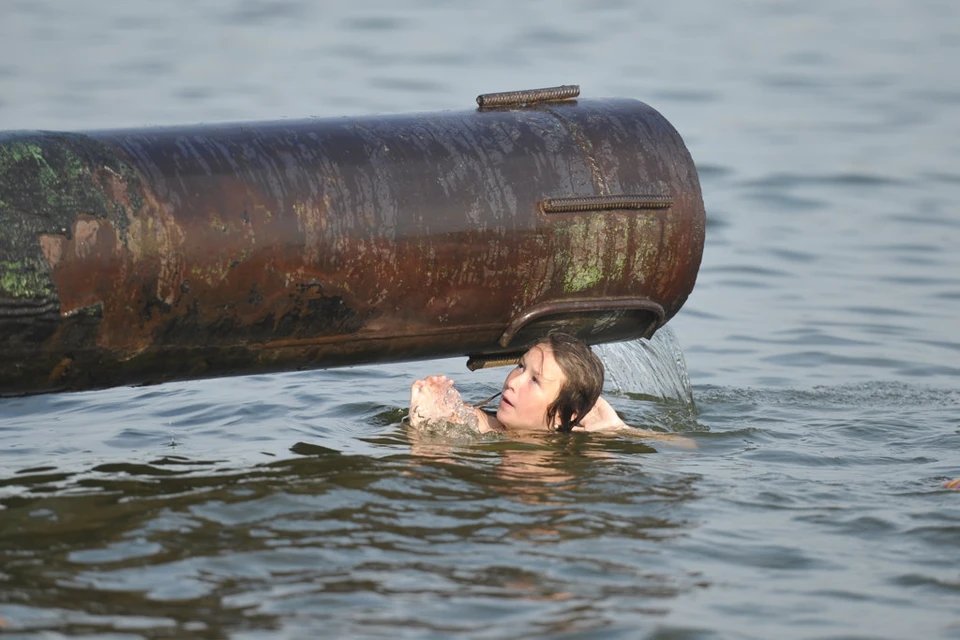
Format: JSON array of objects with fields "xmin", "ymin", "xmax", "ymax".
[{"xmin": 2, "ymin": 1, "xmax": 960, "ymax": 638}]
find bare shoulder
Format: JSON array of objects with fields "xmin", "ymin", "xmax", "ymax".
[{"xmin": 576, "ymin": 396, "xmax": 697, "ymax": 449}]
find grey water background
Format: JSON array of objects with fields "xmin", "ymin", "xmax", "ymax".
[{"xmin": 1, "ymin": 0, "xmax": 959, "ymax": 637}]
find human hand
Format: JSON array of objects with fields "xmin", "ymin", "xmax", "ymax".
[
  {"xmin": 409, "ymin": 375, "xmax": 465, "ymax": 428},
  {"xmin": 576, "ymin": 396, "xmax": 697, "ymax": 449},
  {"xmin": 578, "ymin": 396, "xmax": 627, "ymax": 431}
]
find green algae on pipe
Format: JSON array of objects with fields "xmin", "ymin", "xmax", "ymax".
[{"xmin": 0, "ymin": 96, "xmax": 705, "ymax": 397}]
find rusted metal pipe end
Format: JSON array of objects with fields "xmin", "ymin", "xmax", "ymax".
[{"xmin": 476, "ymin": 85, "xmax": 580, "ymax": 108}]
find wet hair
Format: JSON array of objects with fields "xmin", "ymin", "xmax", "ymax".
[{"xmin": 538, "ymin": 332, "xmax": 605, "ymax": 432}]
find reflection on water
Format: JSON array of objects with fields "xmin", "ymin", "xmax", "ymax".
[{"xmin": 1, "ymin": 427, "xmax": 703, "ymax": 637}]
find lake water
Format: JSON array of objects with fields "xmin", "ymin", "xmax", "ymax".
[{"xmin": 2, "ymin": 1, "xmax": 960, "ymax": 638}]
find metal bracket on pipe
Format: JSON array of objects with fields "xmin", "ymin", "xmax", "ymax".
[{"xmin": 476, "ymin": 85, "xmax": 580, "ymax": 109}]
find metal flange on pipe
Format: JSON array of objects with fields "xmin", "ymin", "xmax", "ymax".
[{"xmin": 0, "ymin": 85, "xmax": 705, "ymax": 396}]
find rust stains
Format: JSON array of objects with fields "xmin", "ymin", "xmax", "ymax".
[{"xmin": 45, "ymin": 213, "xmax": 116, "ymax": 318}]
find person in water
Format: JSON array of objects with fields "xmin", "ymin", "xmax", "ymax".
[{"xmin": 408, "ymin": 332, "xmax": 630, "ymax": 434}]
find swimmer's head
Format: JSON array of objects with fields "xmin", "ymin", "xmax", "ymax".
[
  {"xmin": 539, "ymin": 332, "xmax": 604, "ymax": 432},
  {"xmin": 496, "ymin": 332, "xmax": 604, "ymax": 432}
]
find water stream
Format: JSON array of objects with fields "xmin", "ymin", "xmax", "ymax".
[{"xmin": 597, "ymin": 327, "xmax": 696, "ymax": 405}]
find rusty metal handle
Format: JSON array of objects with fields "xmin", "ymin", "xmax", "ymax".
[
  {"xmin": 476, "ymin": 85, "xmax": 580, "ymax": 108},
  {"xmin": 498, "ymin": 298, "xmax": 666, "ymax": 348},
  {"xmin": 466, "ymin": 353, "xmax": 522, "ymax": 371},
  {"xmin": 540, "ymin": 192, "xmax": 673, "ymax": 214}
]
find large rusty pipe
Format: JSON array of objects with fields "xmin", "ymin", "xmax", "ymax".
[{"xmin": 0, "ymin": 92, "xmax": 705, "ymax": 397}]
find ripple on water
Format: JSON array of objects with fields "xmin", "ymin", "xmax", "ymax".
[
  {"xmin": 340, "ymin": 15, "xmax": 407, "ymax": 31},
  {"xmin": 224, "ymin": 0, "xmax": 313, "ymax": 25},
  {"xmin": 1, "ymin": 379, "xmax": 958, "ymax": 638}
]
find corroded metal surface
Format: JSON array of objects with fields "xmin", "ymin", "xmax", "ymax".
[{"xmin": 0, "ymin": 98, "xmax": 705, "ymax": 396}]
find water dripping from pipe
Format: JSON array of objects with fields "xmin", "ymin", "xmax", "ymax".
[{"xmin": 594, "ymin": 325, "xmax": 695, "ymax": 406}]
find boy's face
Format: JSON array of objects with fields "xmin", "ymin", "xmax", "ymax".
[{"xmin": 496, "ymin": 345, "xmax": 566, "ymax": 431}]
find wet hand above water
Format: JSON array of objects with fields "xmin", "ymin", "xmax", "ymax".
[
  {"xmin": 408, "ymin": 375, "xmax": 499, "ymax": 433},
  {"xmin": 409, "ymin": 375, "xmax": 469, "ymax": 427}
]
